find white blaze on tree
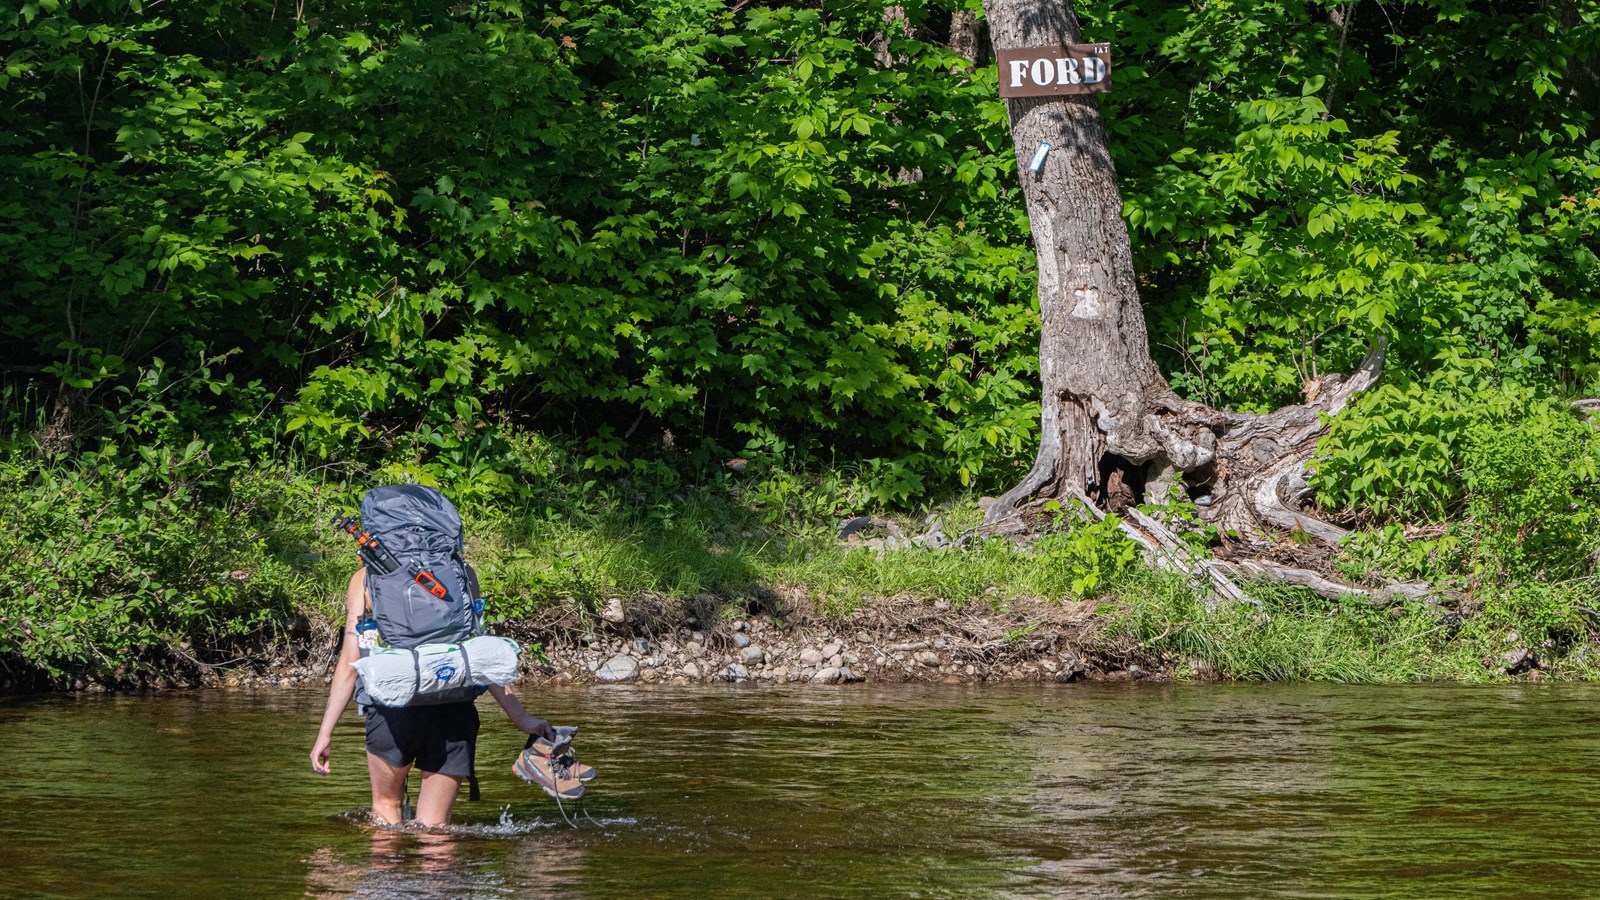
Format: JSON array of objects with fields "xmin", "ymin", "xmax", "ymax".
[
  {"xmin": 982, "ymin": 0, "xmax": 1186, "ymax": 520},
  {"xmin": 980, "ymin": 0, "xmax": 1387, "ymax": 586}
]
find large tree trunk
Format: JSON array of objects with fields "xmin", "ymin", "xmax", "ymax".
[
  {"xmin": 979, "ymin": 0, "xmax": 1381, "ymax": 566},
  {"xmin": 983, "ymin": 0, "xmax": 1212, "ymax": 522}
]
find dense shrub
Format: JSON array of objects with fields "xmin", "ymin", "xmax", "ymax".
[
  {"xmin": 1311, "ymin": 370, "xmax": 1548, "ymax": 520},
  {"xmin": 4, "ymin": 1, "xmax": 1600, "ymax": 684},
  {"xmin": 0, "ymin": 453, "xmax": 324, "ymax": 681}
]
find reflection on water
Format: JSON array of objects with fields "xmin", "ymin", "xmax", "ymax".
[
  {"xmin": 4, "ymin": 684, "xmax": 1600, "ymax": 898},
  {"xmin": 303, "ymin": 829, "xmax": 481, "ymax": 899}
]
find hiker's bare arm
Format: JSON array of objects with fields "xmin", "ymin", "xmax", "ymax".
[
  {"xmin": 310, "ymin": 569, "xmax": 366, "ymax": 774},
  {"xmin": 488, "ymin": 684, "xmax": 553, "ymax": 739}
]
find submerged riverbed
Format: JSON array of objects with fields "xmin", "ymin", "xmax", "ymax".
[{"xmin": 5, "ymin": 683, "xmax": 1599, "ymax": 898}]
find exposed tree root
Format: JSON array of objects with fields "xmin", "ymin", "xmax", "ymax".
[
  {"xmin": 1118, "ymin": 506, "xmax": 1247, "ymax": 607},
  {"xmin": 1197, "ymin": 340, "xmax": 1385, "ymax": 545},
  {"xmin": 985, "ymin": 339, "xmax": 1453, "ymax": 608},
  {"xmin": 1208, "ymin": 559, "xmax": 1434, "ymax": 607}
]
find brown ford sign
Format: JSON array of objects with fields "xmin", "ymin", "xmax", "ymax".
[{"xmin": 996, "ymin": 44, "xmax": 1112, "ymax": 97}]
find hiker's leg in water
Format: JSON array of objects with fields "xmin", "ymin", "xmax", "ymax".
[
  {"xmin": 413, "ymin": 771, "xmax": 464, "ymax": 826},
  {"xmin": 367, "ymin": 752, "xmax": 411, "ymax": 824}
]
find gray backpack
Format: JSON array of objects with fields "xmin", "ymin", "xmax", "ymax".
[{"xmin": 355, "ymin": 485, "xmax": 484, "ymax": 699}]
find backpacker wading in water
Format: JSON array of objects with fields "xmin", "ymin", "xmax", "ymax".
[{"xmin": 309, "ymin": 485, "xmax": 579, "ymax": 826}]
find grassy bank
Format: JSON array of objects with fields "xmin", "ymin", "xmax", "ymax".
[{"xmin": 4, "ymin": 436, "xmax": 1599, "ymax": 690}]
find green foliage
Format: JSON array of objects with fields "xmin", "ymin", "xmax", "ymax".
[
  {"xmin": 1, "ymin": 0, "xmax": 1036, "ymax": 496},
  {"xmin": 1471, "ymin": 582, "xmax": 1592, "ymax": 653},
  {"xmin": 1312, "ymin": 368, "xmax": 1547, "ymax": 519},
  {"xmin": 1315, "ymin": 368, "xmax": 1600, "ymax": 584},
  {"xmin": 1335, "ymin": 524, "xmax": 1457, "ymax": 586},
  {"xmin": 5, "ymin": 0, "xmax": 1599, "ymax": 502},
  {"xmin": 0, "ymin": 452, "xmax": 321, "ymax": 682},
  {"xmin": 1100, "ymin": 0, "xmax": 1600, "ymax": 409},
  {"xmin": 1460, "ymin": 407, "xmax": 1600, "ymax": 582},
  {"xmin": 1319, "ymin": 382, "xmax": 1600, "ymax": 656},
  {"xmin": 1032, "ymin": 509, "xmax": 1140, "ymax": 597},
  {"xmin": 6, "ymin": 0, "xmax": 1600, "ymax": 685}
]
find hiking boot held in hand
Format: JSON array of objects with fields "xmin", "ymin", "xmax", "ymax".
[
  {"xmin": 514, "ymin": 747, "xmax": 585, "ymax": 800},
  {"xmin": 559, "ymin": 750, "xmax": 597, "ymax": 783}
]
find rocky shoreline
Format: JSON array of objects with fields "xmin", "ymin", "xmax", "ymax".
[
  {"xmin": 513, "ymin": 594, "xmax": 1168, "ymax": 687},
  {"xmin": 28, "ymin": 594, "xmax": 1169, "ymax": 694}
]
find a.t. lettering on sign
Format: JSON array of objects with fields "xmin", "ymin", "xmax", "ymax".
[{"xmin": 996, "ymin": 44, "xmax": 1112, "ymax": 98}]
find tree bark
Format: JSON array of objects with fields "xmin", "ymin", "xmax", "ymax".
[
  {"xmin": 1551, "ymin": 0, "xmax": 1600, "ymax": 115},
  {"xmin": 982, "ymin": 0, "xmax": 1212, "ymax": 524},
  {"xmin": 872, "ymin": 6, "xmax": 913, "ymax": 69},
  {"xmin": 949, "ymin": 8, "xmax": 990, "ymax": 70},
  {"xmin": 980, "ymin": 0, "xmax": 1381, "ymax": 565}
]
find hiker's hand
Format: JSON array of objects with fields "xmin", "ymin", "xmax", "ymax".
[
  {"xmin": 519, "ymin": 716, "xmax": 554, "ymax": 740},
  {"xmin": 311, "ymin": 734, "xmax": 333, "ymax": 774}
]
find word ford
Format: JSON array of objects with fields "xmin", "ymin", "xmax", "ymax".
[
  {"xmin": 995, "ymin": 44, "xmax": 1112, "ymax": 98},
  {"xmin": 1008, "ymin": 55, "xmax": 1107, "ymax": 90}
]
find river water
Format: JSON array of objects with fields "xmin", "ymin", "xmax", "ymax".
[{"xmin": 4, "ymin": 683, "xmax": 1598, "ymax": 898}]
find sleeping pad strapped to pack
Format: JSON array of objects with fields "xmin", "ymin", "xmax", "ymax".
[{"xmin": 351, "ymin": 485, "xmax": 520, "ymax": 709}]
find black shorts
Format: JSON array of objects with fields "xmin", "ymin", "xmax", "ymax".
[{"xmin": 364, "ymin": 701, "xmax": 480, "ymax": 778}]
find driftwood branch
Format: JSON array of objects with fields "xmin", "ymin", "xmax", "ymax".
[
  {"xmin": 985, "ymin": 491, "xmax": 1446, "ymax": 612},
  {"xmin": 1099, "ymin": 495, "xmax": 1440, "ymax": 610}
]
